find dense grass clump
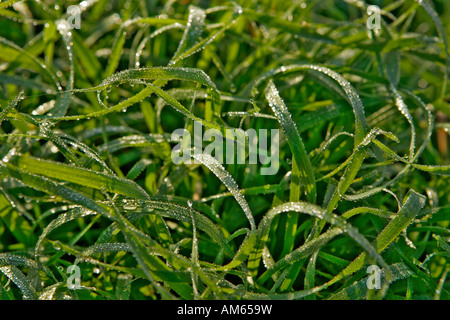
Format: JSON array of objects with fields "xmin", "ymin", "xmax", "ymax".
[{"xmin": 0, "ymin": 0, "xmax": 449, "ymax": 300}]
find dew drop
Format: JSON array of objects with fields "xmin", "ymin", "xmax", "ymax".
[
  {"xmin": 50, "ymin": 145, "xmax": 59, "ymax": 153},
  {"xmin": 80, "ymin": 1, "xmax": 88, "ymax": 10},
  {"xmin": 418, "ymin": 79, "xmax": 428, "ymax": 88}
]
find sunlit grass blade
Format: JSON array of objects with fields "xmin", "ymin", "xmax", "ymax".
[
  {"xmin": 35, "ymin": 206, "xmax": 98, "ymax": 258},
  {"xmin": 0, "ymin": 266, "xmax": 37, "ymax": 300},
  {"xmin": 191, "ymin": 152, "xmax": 256, "ymax": 231},
  {"xmin": 0, "ymin": 0, "xmax": 448, "ymax": 301},
  {"xmin": 74, "ymin": 67, "xmax": 219, "ymax": 96},
  {"xmin": 265, "ymin": 80, "xmax": 316, "ymax": 203},
  {"xmin": 249, "ymin": 201, "xmax": 390, "ymax": 280},
  {"xmin": 171, "ymin": 6, "xmax": 206, "ymax": 64},
  {"xmin": 12, "ymin": 155, "xmax": 150, "ymax": 200},
  {"xmin": 0, "ymin": 253, "xmax": 54, "ymax": 280}
]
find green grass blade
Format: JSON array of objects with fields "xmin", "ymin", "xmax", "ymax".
[
  {"xmin": 0, "ymin": 91, "xmax": 23, "ymax": 126},
  {"xmin": 0, "ymin": 266, "xmax": 37, "ymax": 300},
  {"xmin": 171, "ymin": 6, "xmax": 206, "ymax": 64},
  {"xmin": 265, "ymin": 80, "xmax": 316, "ymax": 203},
  {"xmin": 327, "ymin": 263, "xmax": 413, "ymax": 300},
  {"xmin": 104, "ymin": 27, "xmax": 127, "ymax": 78},
  {"xmin": 74, "ymin": 67, "xmax": 218, "ymax": 96},
  {"xmin": 257, "ymin": 228, "xmax": 343, "ymax": 284},
  {"xmin": 0, "ymin": 161, "xmax": 111, "ymax": 217},
  {"xmin": 326, "ymin": 189, "xmax": 426, "ymax": 290},
  {"xmin": 12, "ymin": 155, "xmax": 150, "ymax": 200},
  {"xmin": 192, "ymin": 152, "xmax": 256, "ymax": 231},
  {"xmin": 35, "ymin": 207, "xmax": 98, "ymax": 258}
]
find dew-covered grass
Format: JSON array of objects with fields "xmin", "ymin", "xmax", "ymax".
[{"xmin": 0, "ymin": 0, "xmax": 449, "ymax": 300}]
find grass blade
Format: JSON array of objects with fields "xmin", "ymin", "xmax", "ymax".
[
  {"xmin": 265, "ymin": 80, "xmax": 316, "ymax": 203},
  {"xmin": 12, "ymin": 155, "xmax": 150, "ymax": 200}
]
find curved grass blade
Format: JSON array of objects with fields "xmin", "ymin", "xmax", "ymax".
[
  {"xmin": 384, "ymin": 50, "xmax": 416, "ymax": 159},
  {"xmin": 147, "ymin": 82, "xmax": 224, "ymax": 132},
  {"xmin": 107, "ymin": 202, "xmax": 227, "ymax": 299},
  {"xmin": 126, "ymin": 159, "xmax": 153, "ymax": 180},
  {"xmin": 326, "ymin": 128, "xmax": 399, "ymax": 211},
  {"xmin": 74, "ymin": 67, "xmax": 218, "ymax": 97},
  {"xmin": 191, "ymin": 152, "xmax": 256, "ymax": 231},
  {"xmin": 190, "ymin": 152, "xmax": 258, "ymax": 270},
  {"xmin": 35, "ymin": 206, "xmax": 98, "ymax": 258},
  {"xmin": 54, "ymin": 86, "xmax": 155, "ymax": 120},
  {"xmin": 342, "ymin": 90, "xmax": 434, "ymax": 201},
  {"xmin": 171, "ymin": 6, "xmax": 206, "ymax": 64},
  {"xmin": 104, "ymin": 204, "xmax": 190, "ymax": 299},
  {"xmin": 171, "ymin": 5, "xmax": 243, "ymax": 66},
  {"xmin": 249, "ymin": 201, "xmax": 390, "ymax": 279},
  {"xmin": 135, "ymin": 23, "xmax": 185, "ymax": 68},
  {"xmin": 0, "ymin": 266, "xmax": 37, "ymax": 300},
  {"xmin": 243, "ymin": 64, "xmax": 369, "ymax": 145},
  {"xmin": 0, "ymin": 253, "xmax": 54, "ymax": 280},
  {"xmin": 0, "ymin": 90, "xmax": 24, "ymax": 126},
  {"xmin": 98, "ymin": 134, "xmax": 170, "ymax": 154},
  {"xmin": 325, "ymin": 189, "xmax": 426, "ymax": 295},
  {"xmin": 79, "ymin": 243, "xmax": 132, "ymax": 258},
  {"xmin": 0, "ymin": 36, "xmax": 62, "ymax": 90},
  {"xmin": 56, "ymin": 131, "xmax": 114, "ymax": 174},
  {"xmin": 265, "ymin": 80, "xmax": 316, "ymax": 203},
  {"xmin": 257, "ymin": 228, "xmax": 343, "ymax": 284},
  {"xmin": 116, "ymin": 199, "xmax": 232, "ymax": 256},
  {"xmin": 60, "ymin": 68, "xmax": 221, "ymax": 126},
  {"xmin": 221, "ymin": 230, "xmax": 257, "ymax": 270},
  {"xmin": 327, "ymin": 263, "xmax": 413, "ymax": 300}
]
